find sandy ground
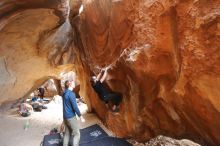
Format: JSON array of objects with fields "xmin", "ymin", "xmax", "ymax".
[
  {"xmin": 0, "ymin": 97, "xmax": 112, "ymax": 146},
  {"xmin": 0, "ymin": 97, "xmax": 201, "ymax": 146}
]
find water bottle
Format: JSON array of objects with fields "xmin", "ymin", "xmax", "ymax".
[{"xmin": 24, "ymin": 120, "xmax": 30, "ymax": 131}]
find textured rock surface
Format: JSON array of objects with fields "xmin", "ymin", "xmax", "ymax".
[
  {"xmin": 145, "ymin": 135, "xmax": 201, "ymax": 146},
  {"xmin": 0, "ymin": 0, "xmax": 75, "ymax": 104},
  {"xmin": 129, "ymin": 135, "xmax": 201, "ymax": 146},
  {"xmin": 0, "ymin": 0, "xmax": 220, "ymax": 145}
]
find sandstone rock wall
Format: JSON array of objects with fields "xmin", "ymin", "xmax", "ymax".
[
  {"xmin": 0, "ymin": 0, "xmax": 220, "ymax": 145},
  {"xmin": 0, "ymin": 0, "xmax": 75, "ymax": 104},
  {"xmin": 75, "ymin": 0, "xmax": 220, "ymax": 145}
]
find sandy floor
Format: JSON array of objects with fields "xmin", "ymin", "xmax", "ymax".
[
  {"xmin": 0, "ymin": 97, "xmax": 111, "ymax": 146},
  {"xmin": 0, "ymin": 97, "xmax": 201, "ymax": 146}
]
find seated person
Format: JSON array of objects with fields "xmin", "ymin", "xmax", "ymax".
[
  {"xmin": 19, "ymin": 102, "xmax": 33, "ymax": 117},
  {"xmin": 31, "ymin": 98, "xmax": 47, "ymax": 112},
  {"xmin": 90, "ymin": 68, "xmax": 122, "ymax": 112},
  {"xmin": 31, "ymin": 102, "xmax": 43, "ymax": 112}
]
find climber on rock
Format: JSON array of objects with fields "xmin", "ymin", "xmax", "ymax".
[{"xmin": 90, "ymin": 68, "xmax": 122, "ymax": 112}]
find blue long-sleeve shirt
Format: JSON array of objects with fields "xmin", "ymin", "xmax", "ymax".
[{"xmin": 62, "ymin": 89, "xmax": 81, "ymax": 119}]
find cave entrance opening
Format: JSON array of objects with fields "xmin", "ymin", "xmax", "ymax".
[
  {"xmin": 0, "ymin": 72, "xmax": 92, "ymax": 146},
  {"xmin": 25, "ymin": 71, "xmax": 88, "ymax": 116},
  {"xmin": 30, "ymin": 79, "xmax": 61, "ymax": 101},
  {"xmin": 19, "ymin": 78, "xmax": 64, "ymax": 115}
]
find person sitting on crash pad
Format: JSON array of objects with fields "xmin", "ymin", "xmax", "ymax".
[
  {"xmin": 31, "ymin": 99, "xmax": 47, "ymax": 112},
  {"xmin": 19, "ymin": 102, "xmax": 33, "ymax": 117},
  {"xmin": 90, "ymin": 68, "xmax": 122, "ymax": 112}
]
